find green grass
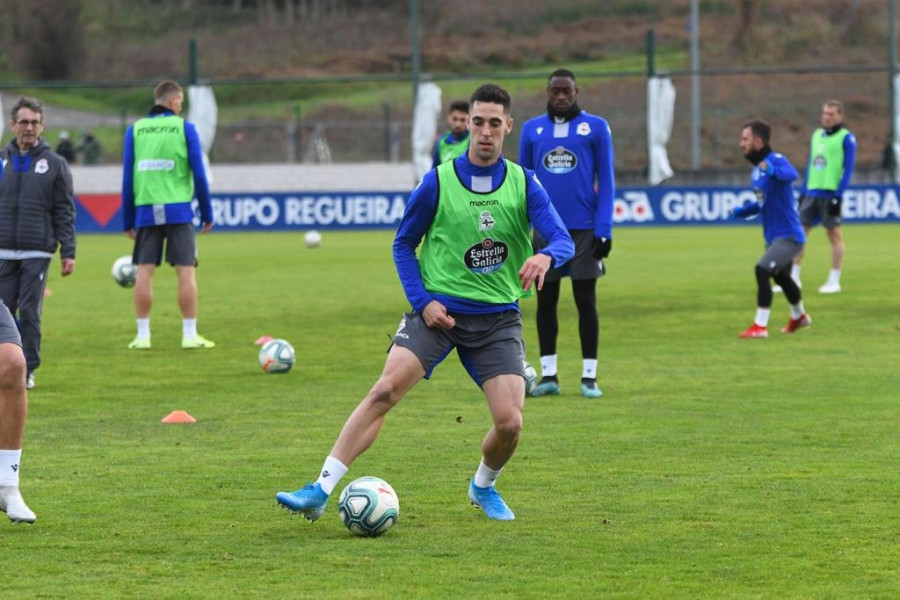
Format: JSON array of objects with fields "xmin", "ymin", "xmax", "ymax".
[{"xmin": 4, "ymin": 225, "xmax": 899, "ymax": 598}]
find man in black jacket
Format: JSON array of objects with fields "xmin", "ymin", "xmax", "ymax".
[{"xmin": 0, "ymin": 97, "xmax": 76, "ymax": 390}]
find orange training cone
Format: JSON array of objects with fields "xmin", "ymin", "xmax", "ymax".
[
  {"xmin": 162, "ymin": 410, "xmax": 196, "ymax": 424},
  {"xmin": 255, "ymin": 335, "xmax": 273, "ymax": 346}
]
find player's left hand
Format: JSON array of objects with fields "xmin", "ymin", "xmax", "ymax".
[
  {"xmin": 519, "ymin": 253, "xmax": 552, "ymax": 292},
  {"xmin": 592, "ymin": 237, "xmax": 612, "ymax": 260},
  {"xmin": 61, "ymin": 258, "xmax": 75, "ymax": 277}
]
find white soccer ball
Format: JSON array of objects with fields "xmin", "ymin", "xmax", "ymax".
[
  {"xmin": 304, "ymin": 230, "xmax": 322, "ymax": 248},
  {"xmin": 523, "ymin": 360, "xmax": 538, "ymax": 396},
  {"xmin": 111, "ymin": 255, "xmax": 136, "ymax": 288},
  {"xmin": 338, "ymin": 476, "xmax": 399, "ymax": 537},
  {"xmin": 258, "ymin": 339, "xmax": 295, "ymax": 374}
]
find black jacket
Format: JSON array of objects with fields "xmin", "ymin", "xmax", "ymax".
[{"xmin": 0, "ymin": 138, "xmax": 76, "ymax": 258}]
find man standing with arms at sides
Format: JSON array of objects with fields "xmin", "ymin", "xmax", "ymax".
[
  {"xmin": 0, "ymin": 97, "xmax": 76, "ymax": 391},
  {"xmin": 733, "ymin": 120, "xmax": 811, "ymax": 339},
  {"xmin": 431, "ymin": 100, "xmax": 470, "ymax": 168},
  {"xmin": 0, "ymin": 157, "xmax": 36, "ymax": 523},
  {"xmin": 792, "ymin": 100, "xmax": 856, "ymax": 294},
  {"xmin": 276, "ymin": 84, "xmax": 573, "ymax": 522},
  {"xmin": 518, "ymin": 69, "xmax": 615, "ymax": 399},
  {"xmin": 122, "ymin": 80, "xmax": 215, "ymax": 350}
]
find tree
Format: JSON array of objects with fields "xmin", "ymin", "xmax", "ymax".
[{"xmin": 3, "ymin": 0, "xmax": 85, "ymax": 79}]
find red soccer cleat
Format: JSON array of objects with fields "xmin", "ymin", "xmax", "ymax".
[
  {"xmin": 781, "ymin": 313, "xmax": 812, "ymax": 334},
  {"xmin": 739, "ymin": 324, "xmax": 769, "ymax": 339}
]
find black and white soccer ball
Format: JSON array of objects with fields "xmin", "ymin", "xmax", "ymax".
[
  {"xmin": 304, "ymin": 230, "xmax": 322, "ymax": 248},
  {"xmin": 523, "ymin": 360, "xmax": 538, "ymax": 396},
  {"xmin": 338, "ymin": 476, "xmax": 399, "ymax": 537},
  {"xmin": 258, "ymin": 339, "xmax": 295, "ymax": 374},
  {"xmin": 111, "ymin": 255, "xmax": 136, "ymax": 288}
]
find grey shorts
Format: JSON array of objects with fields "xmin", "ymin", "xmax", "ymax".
[
  {"xmin": 392, "ymin": 309, "xmax": 525, "ymax": 387},
  {"xmin": 799, "ymin": 195, "xmax": 842, "ymax": 229},
  {"xmin": 757, "ymin": 238, "xmax": 803, "ymax": 274},
  {"xmin": 0, "ymin": 300, "xmax": 22, "ymax": 346},
  {"xmin": 533, "ymin": 229, "xmax": 603, "ymax": 281},
  {"xmin": 134, "ymin": 223, "xmax": 198, "ymax": 267}
]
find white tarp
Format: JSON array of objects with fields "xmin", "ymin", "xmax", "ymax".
[
  {"xmin": 647, "ymin": 76, "xmax": 676, "ymax": 186},
  {"xmin": 411, "ymin": 82, "xmax": 442, "ymax": 183},
  {"xmin": 187, "ymin": 85, "xmax": 218, "ymax": 184}
]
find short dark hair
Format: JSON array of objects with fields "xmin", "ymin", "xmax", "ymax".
[
  {"xmin": 549, "ymin": 68, "xmax": 576, "ymax": 82},
  {"xmin": 824, "ymin": 99, "xmax": 844, "ymax": 115},
  {"xmin": 742, "ymin": 119, "xmax": 771, "ymax": 144},
  {"xmin": 11, "ymin": 96, "xmax": 43, "ymax": 123},
  {"xmin": 469, "ymin": 84, "xmax": 511, "ymax": 113},
  {"xmin": 448, "ymin": 100, "xmax": 469, "ymax": 114},
  {"xmin": 154, "ymin": 80, "xmax": 183, "ymax": 104}
]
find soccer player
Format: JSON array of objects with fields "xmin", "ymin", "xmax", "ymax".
[
  {"xmin": 733, "ymin": 119, "xmax": 811, "ymax": 339},
  {"xmin": 276, "ymin": 84, "xmax": 574, "ymax": 522},
  {"xmin": 794, "ymin": 100, "xmax": 857, "ymax": 294},
  {"xmin": 431, "ymin": 99, "xmax": 470, "ymax": 168},
  {"xmin": 518, "ymin": 69, "xmax": 615, "ymax": 398},
  {"xmin": 121, "ymin": 80, "xmax": 215, "ymax": 350},
  {"xmin": 0, "ymin": 299, "xmax": 35, "ymax": 524}
]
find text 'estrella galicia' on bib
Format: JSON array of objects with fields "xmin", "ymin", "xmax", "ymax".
[{"xmin": 465, "ymin": 238, "xmax": 508, "ymax": 275}]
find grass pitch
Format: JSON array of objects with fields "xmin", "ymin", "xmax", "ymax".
[{"xmin": 3, "ymin": 225, "xmax": 898, "ymax": 598}]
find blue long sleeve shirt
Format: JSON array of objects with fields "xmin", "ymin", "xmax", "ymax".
[
  {"xmin": 121, "ymin": 110, "xmax": 212, "ymax": 231},
  {"xmin": 518, "ymin": 110, "xmax": 615, "ymax": 238},
  {"xmin": 734, "ymin": 151, "xmax": 806, "ymax": 246},
  {"xmin": 802, "ymin": 128, "xmax": 857, "ymax": 198},
  {"xmin": 394, "ymin": 152, "xmax": 574, "ymax": 315}
]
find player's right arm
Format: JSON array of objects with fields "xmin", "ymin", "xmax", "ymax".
[
  {"xmin": 120, "ymin": 125, "xmax": 136, "ymax": 234},
  {"xmin": 393, "ymin": 171, "xmax": 440, "ymax": 314}
]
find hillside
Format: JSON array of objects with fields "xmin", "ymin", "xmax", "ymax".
[{"xmin": 0, "ymin": 1, "xmax": 893, "ymax": 175}]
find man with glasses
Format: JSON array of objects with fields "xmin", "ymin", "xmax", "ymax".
[{"xmin": 0, "ymin": 97, "xmax": 77, "ymax": 391}]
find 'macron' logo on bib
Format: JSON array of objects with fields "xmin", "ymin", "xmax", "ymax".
[{"xmin": 465, "ymin": 238, "xmax": 508, "ymax": 274}]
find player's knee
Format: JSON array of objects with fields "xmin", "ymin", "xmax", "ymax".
[
  {"xmin": 494, "ymin": 411, "xmax": 523, "ymax": 441},
  {"xmin": 755, "ymin": 264, "xmax": 771, "ymax": 283},
  {"xmin": 0, "ymin": 345, "xmax": 26, "ymax": 391},
  {"xmin": 366, "ymin": 377, "xmax": 404, "ymax": 410}
]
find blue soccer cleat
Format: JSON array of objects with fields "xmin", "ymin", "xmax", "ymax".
[
  {"xmin": 275, "ymin": 482, "xmax": 328, "ymax": 522},
  {"xmin": 528, "ymin": 376, "xmax": 560, "ymax": 397},
  {"xmin": 468, "ymin": 479, "xmax": 515, "ymax": 521},
  {"xmin": 580, "ymin": 378, "xmax": 603, "ymax": 398}
]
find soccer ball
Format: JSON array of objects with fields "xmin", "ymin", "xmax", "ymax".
[
  {"xmin": 304, "ymin": 230, "xmax": 322, "ymax": 248},
  {"xmin": 258, "ymin": 339, "xmax": 295, "ymax": 374},
  {"xmin": 338, "ymin": 476, "xmax": 399, "ymax": 537},
  {"xmin": 523, "ymin": 360, "xmax": 538, "ymax": 396},
  {"xmin": 111, "ymin": 256, "xmax": 136, "ymax": 288}
]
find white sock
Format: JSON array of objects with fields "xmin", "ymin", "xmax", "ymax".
[
  {"xmin": 582, "ymin": 359, "xmax": 598, "ymax": 380},
  {"xmin": 828, "ymin": 269, "xmax": 841, "ymax": 285},
  {"xmin": 754, "ymin": 308, "xmax": 771, "ymax": 328},
  {"xmin": 0, "ymin": 449, "xmax": 22, "ymax": 487},
  {"xmin": 790, "ymin": 301, "xmax": 806, "ymax": 319},
  {"xmin": 540, "ymin": 355, "xmax": 558, "ymax": 378},
  {"xmin": 315, "ymin": 455, "xmax": 348, "ymax": 496},
  {"xmin": 791, "ymin": 264, "xmax": 802, "ymax": 282},
  {"xmin": 136, "ymin": 318, "xmax": 150, "ymax": 339},
  {"xmin": 183, "ymin": 318, "xmax": 198, "ymax": 339},
  {"xmin": 473, "ymin": 459, "xmax": 502, "ymax": 489}
]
